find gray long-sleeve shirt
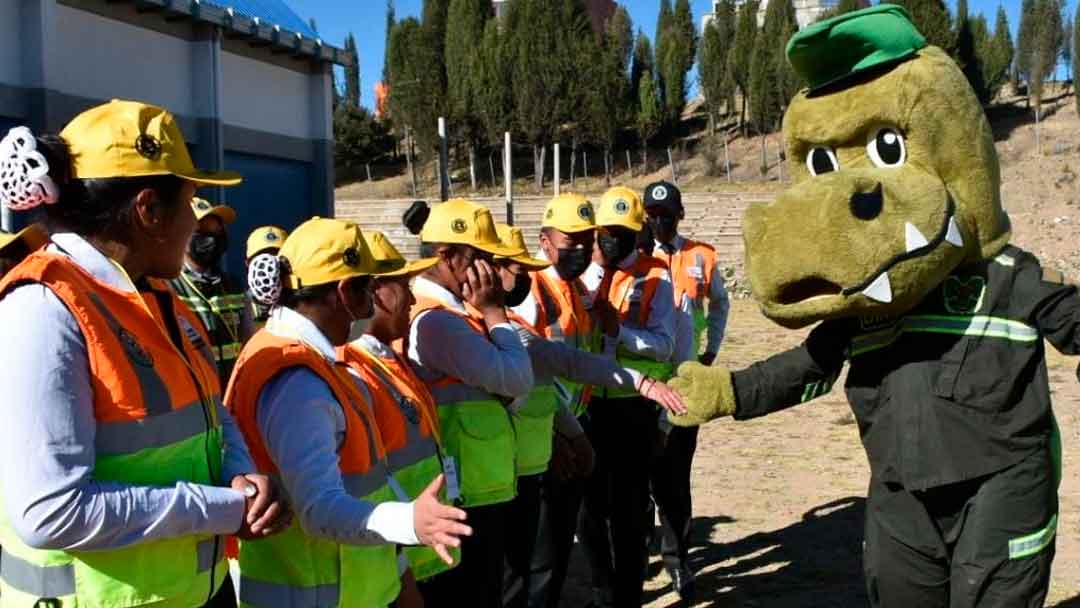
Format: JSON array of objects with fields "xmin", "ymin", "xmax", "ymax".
[
  {"xmin": 653, "ymin": 234, "xmax": 730, "ymax": 357},
  {"xmin": 256, "ymin": 306, "xmax": 418, "ymax": 546},
  {"xmin": 407, "ymin": 277, "xmax": 533, "ymax": 399},
  {"xmin": 581, "ymin": 252, "xmax": 677, "ymax": 363},
  {"xmin": 0, "ymin": 233, "xmax": 251, "ymax": 551}
]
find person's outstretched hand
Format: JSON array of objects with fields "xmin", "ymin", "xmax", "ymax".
[
  {"xmin": 232, "ymin": 474, "xmax": 292, "ymax": 539},
  {"xmin": 641, "ymin": 379, "xmax": 688, "ymax": 416},
  {"xmin": 413, "ymin": 475, "xmax": 472, "ymax": 565},
  {"xmin": 667, "ymin": 362, "xmax": 737, "ymax": 427}
]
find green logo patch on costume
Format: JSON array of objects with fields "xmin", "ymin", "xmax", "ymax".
[{"xmin": 943, "ymin": 276, "xmax": 986, "ymax": 314}]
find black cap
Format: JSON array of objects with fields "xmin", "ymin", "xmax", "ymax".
[
  {"xmin": 402, "ymin": 200, "xmax": 430, "ymax": 235},
  {"xmin": 643, "ymin": 181, "xmax": 682, "ymax": 213}
]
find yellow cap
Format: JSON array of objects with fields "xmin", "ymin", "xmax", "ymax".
[
  {"xmin": 278, "ymin": 218, "xmax": 376, "ymax": 289},
  {"xmin": 596, "ymin": 186, "xmax": 645, "ymax": 231},
  {"xmin": 246, "ymin": 225, "xmax": 288, "ymax": 259},
  {"xmin": 420, "ymin": 198, "xmax": 522, "ymax": 257},
  {"xmin": 0, "ymin": 224, "xmax": 48, "ymax": 255},
  {"xmin": 192, "ymin": 197, "xmax": 237, "ymax": 225},
  {"xmin": 495, "ymin": 224, "xmax": 551, "ymax": 270},
  {"xmin": 364, "ymin": 230, "xmax": 438, "ymax": 278},
  {"xmin": 59, "ymin": 100, "xmax": 242, "ymax": 186},
  {"xmin": 542, "ymin": 193, "xmax": 596, "ymax": 234}
]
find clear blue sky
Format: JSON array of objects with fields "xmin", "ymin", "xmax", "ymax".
[{"xmin": 286, "ymin": 0, "xmax": 1072, "ymax": 111}]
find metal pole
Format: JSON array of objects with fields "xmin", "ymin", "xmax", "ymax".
[
  {"xmin": 724, "ymin": 135, "xmax": 732, "ymax": 183},
  {"xmin": 438, "ymin": 117, "xmax": 450, "ymax": 201},
  {"xmin": 554, "ymin": 143, "xmax": 561, "ymax": 196},
  {"xmin": 668, "ymin": 146, "xmax": 677, "ymax": 185},
  {"xmin": 504, "ymin": 131, "xmax": 514, "ymax": 225},
  {"xmin": 625, "ymin": 149, "xmax": 632, "ymax": 176}
]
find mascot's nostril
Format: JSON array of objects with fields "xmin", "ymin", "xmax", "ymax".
[{"xmin": 850, "ymin": 183, "xmax": 884, "ymax": 220}]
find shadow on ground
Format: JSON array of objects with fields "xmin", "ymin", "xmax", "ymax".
[{"xmin": 562, "ymin": 497, "xmax": 867, "ymax": 607}]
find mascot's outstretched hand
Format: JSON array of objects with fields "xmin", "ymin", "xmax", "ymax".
[{"xmin": 668, "ymin": 362, "xmax": 736, "ymax": 427}]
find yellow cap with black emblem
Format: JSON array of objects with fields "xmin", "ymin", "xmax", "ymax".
[
  {"xmin": 420, "ymin": 198, "xmax": 521, "ymax": 257},
  {"xmin": 246, "ymin": 225, "xmax": 288, "ymax": 260},
  {"xmin": 495, "ymin": 224, "xmax": 551, "ymax": 270},
  {"xmin": 363, "ymin": 230, "xmax": 438, "ymax": 278},
  {"xmin": 191, "ymin": 197, "xmax": 237, "ymax": 225},
  {"xmin": 60, "ymin": 100, "xmax": 242, "ymax": 186},
  {"xmin": 278, "ymin": 217, "xmax": 376, "ymax": 289},
  {"xmin": 542, "ymin": 193, "xmax": 596, "ymax": 234},
  {"xmin": 597, "ymin": 186, "xmax": 645, "ymax": 231}
]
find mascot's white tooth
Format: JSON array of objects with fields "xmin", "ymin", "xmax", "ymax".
[
  {"xmin": 863, "ymin": 272, "xmax": 893, "ymax": 303},
  {"xmin": 905, "ymin": 222, "xmax": 929, "ymax": 252},
  {"xmin": 945, "ymin": 217, "xmax": 964, "ymax": 247}
]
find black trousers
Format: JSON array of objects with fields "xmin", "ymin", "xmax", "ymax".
[
  {"xmin": 421, "ymin": 502, "xmax": 508, "ymax": 608},
  {"xmin": 504, "ymin": 472, "xmax": 544, "ymax": 608},
  {"xmin": 202, "ymin": 572, "xmax": 236, "ymax": 608},
  {"xmin": 864, "ymin": 447, "xmax": 1057, "ymax": 608},
  {"xmin": 578, "ymin": 396, "xmax": 658, "ymax": 607},
  {"xmin": 650, "ymin": 424, "xmax": 699, "ymax": 576}
]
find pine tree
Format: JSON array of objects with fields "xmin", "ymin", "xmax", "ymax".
[
  {"xmin": 387, "ymin": 19, "xmax": 431, "ymax": 149},
  {"xmin": 655, "ymin": 0, "xmax": 673, "ymax": 122},
  {"xmin": 657, "ymin": 0, "xmax": 698, "ymax": 125},
  {"xmin": 699, "ymin": 1, "xmax": 735, "ymax": 131},
  {"xmin": 445, "ymin": 0, "xmax": 491, "ymax": 190},
  {"xmin": 817, "ymin": 0, "xmax": 869, "ymax": 21},
  {"xmin": 1017, "ymin": 0, "xmax": 1036, "ymax": 89},
  {"xmin": 582, "ymin": 6, "xmax": 633, "ymax": 183},
  {"xmin": 344, "ymin": 34, "xmax": 361, "ymax": 108},
  {"xmin": 981, "ymin": 8, "xmax": 1013, "ymax": 103},
  {"xmin": 1062, "ymin": 19, "xmax": 1072, "ymax": 85},
  {"xmin": 953, "ymin": 0, "xmax": 986, "ymax": 102},
  {"xmin": 893, "ymin": 0, "xmax": 953, "ymax": 52},
  {"xmin": 1029, "ymin": 0, "xmax": 1064, "ymax": 108},
  {"xmin": 771, "ymin": 0, "xmax": 800, "ymax": 112},
  {"xmin": 382, "ymin": 0, "xmax": 396, "ymax": 83},
  {"xmin": 1074, "ymin": 4, "xmax": 1080, "ymax": 113},
  {"xmin": 475, "ymin": 19, "xmax": 512, "ymax": 148},
  {"xmin": 727, "ymin": 1, "xmax": 758, "ymax": 134},
  {"xmin": 422, "ymin": 0, "xmax": 450, "ymax": 120},
  {"xmin": 630, "ymin": 32, "xmax": 655, "ymax": 115},
  {"xmin": 638, "ymin": 70, "xmax": 662, "ymax": 168}
]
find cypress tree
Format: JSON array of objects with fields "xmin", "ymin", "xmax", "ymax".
[
  {"xmin": 727, "ymin": 0, "xmax": 758, "ymax": 134},
  {"xmin": 655, "ymin": 0, "xmax": 673, "ymax": 121},
  {"xmin": 953, "ymin": 0, "xmax": 986, "ymax": 102},
  {"xmin": 1016, "ymin": 0, "xmax": 1036, "ymax": 88},
  {"xmin": 387, "ymin": 19, "xmax": 432, "ymax": 149},
  {"xmin": 657, "ymin": 0, "xmax": 697, "ymax": 125},
  {"xmin": 1029, "ymin": 0, "xmax": 1063, "ymax": 109},
  {"xmin": 630, "ymin": 32, "xmax": 655, "ymax": 115},
  {"xmin": 1074, "ymin": 4, "xmax": 1080, "ymax": 113},
  {"xmin": 582, "ymin": 6, "xmax": 633, "ymax": 183},
  {"xmin": 445, "ymin": 0, "xmax": 491, "ymax": 189},
  {"xmin": 421, "ymin": 0, "xmax": 450, "ymax": 119},
  {"xmin": 699, "ymin": 1, "xmax": 735, "ymax": 130},
  {"xmin": 893, "ymin": 0, "xmax": 953, "ymax": 52},
  {"xmin": 344, "ymin": 34, "xmax": 360, "ymax": 108},
  {"xmin": 475, "ymin": 19, "xmax": 512, "ymax": 148},
  {"xmin": 638, "ymin": 70, "xmax": 662, "ymax": 168},
  {"xmin": 771, "ymin": 0, "xmax": 800, "ymax": 111},
  {"xmin": 382, "ymin": 0, "xmax": 395, "ymax": 83}
]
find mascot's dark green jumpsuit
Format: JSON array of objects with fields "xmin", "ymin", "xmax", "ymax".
[{"xmin": 669, "ymin": 6, "xmax": 1068, "ymax": 606}]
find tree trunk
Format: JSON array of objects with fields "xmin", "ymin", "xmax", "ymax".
[
  {"xmin": 534, "ymin": 145, "xmax": 546, "ymax": 194},
  {"xmin": 626, "ymin": 149, "xmax": 632, "ymax": 176},
  {"xmin": 603, "ymin": 148, "xmax": 610, "ymax": 186},
  {"xmin": 584, "ymin": 149, "xmax": 590, "ymax": 179},
  {"xmin": 724, "ymin": 134, "xmax": 732, "ymax": 183},
  {"xmin": 468, "ymin": 145, "xmax": 477, "ymax": 191},
  {"xmin": 570, "ymin": 137, "xmax": 578, "ymax": 186},
  {"xmin": 489, "ymin": 152, "xmax": 496, "ymax": 186},
  {"xmin": 759, "ymin": 133, "xmax": 767, "ymax": 180},
  {"xmin": 740, "ymin": 92, "xmax": 748, "ymax": 137},
  {"xmin": 708, "ymin": 111, "xmax": 716, "ymax": 136},
  {"xmin": 1035, "ymin": 104, "xmax": 1042, "ymax": 156},
  {"xmin": 642, "ymin": 146, "xmax": 648, "ymax": 174},
  {"xmin": 406, "ymin": 128, "xmax": 418, "ymax": 197}
]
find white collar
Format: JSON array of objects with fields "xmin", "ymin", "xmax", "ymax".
[
  {"xmin": 412, "ymin": 276, "xmax": 466, "ymax": 313},
  {"xmin": 538, "ymin": 248, "xmax": 563, "ymax": 281},
  {"xmin": 266, "ymin": 306, "xmax": 338, "ymax": 361},
  {"xmin": 49, "ymin": 233, "xmax": 137, "ymax": 292},
  {"xmin": 352, "ymin": 333, "xmax": 395, "ymax": 360}
]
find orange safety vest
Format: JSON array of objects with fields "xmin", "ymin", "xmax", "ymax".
[
  {"xmin": 404, "ymin": 296, "xmax": 517, "ymax": 507},
  {"xmin": 338, "ymin": 342, "xmax": 456, "ymax": 579},
  {"xmin": 0, "ymin": 251, "xmax": 228, "ymax": 607},
  {"xmin": 226, "ymin": 330, "xmax": 400, "ymax": 607},
  {"xmin": 530, "ymin": 270, "xmax": 598, "ymax": 415},
  {"xmin": 652, "ymin": 239, "xmax": 717, "ymax": 308},
  {"xmin": 601, "ymin": 254, "xmax": 675, "ymax": 393}
]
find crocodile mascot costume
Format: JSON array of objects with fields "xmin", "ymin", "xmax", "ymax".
[{"xmin": 670, "ymin": 5, "xmax": 1074, "ymax": 606}]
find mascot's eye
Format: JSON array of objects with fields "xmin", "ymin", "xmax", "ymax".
[
  {"xmin": 806, "ymin": 147, "xmax": 839, "ymax": 176},
  {"xmin": 867, "ymin": 127, "xmax": 906, "ymax": 168}
]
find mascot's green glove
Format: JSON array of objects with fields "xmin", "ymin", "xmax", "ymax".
[{"xmin": 667, "ymin": 362, "xmax": 737, "ymax": 427}]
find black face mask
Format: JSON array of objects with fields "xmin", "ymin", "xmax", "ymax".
[
  {"xmin": 648, "ymin": 215, "xmax": 679, "ymax": 244},
  {"xmin": 189, "ymin": 232, "xmax": 228, "ymax": 268},
  {"xmin": 597, "ymin": 231, "xmax": 637, "ymax": 266},
  {"xmin": 554, "ymin": 247, "xmax": 591, "ymax": 281},
  {"xmin": 505, "ymin": 272, "xmax": 532, "ymax": 308}
]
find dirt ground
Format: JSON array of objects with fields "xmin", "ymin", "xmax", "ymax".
[{"xmin": 556, "ymin": 299, "xmax": 1080, "ymax": 608}]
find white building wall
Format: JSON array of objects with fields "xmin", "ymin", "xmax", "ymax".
[
  {"xmin": 51, "ymin": 4, "xmax": 193, "ymax": 115},
  {"xmin": 221, "ymin": 51, "xmax": 310, "ymax": 140},
  {"xmin": 0, "ymin": 2, "xmax": 22, "ymax": 86}
]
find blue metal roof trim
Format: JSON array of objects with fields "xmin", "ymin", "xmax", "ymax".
[{"xmin": 203, "ymin": 0, "xmax": 318, "ymax": 38}]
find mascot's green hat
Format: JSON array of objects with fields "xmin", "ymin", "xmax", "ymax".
[{"xmin": 787, "ymin": 4, "xmax": 927, "ymax": 92}]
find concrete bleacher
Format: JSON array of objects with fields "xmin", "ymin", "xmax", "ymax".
[{"xmin": 334, "ymin": 192, "xmax": 770, "ymax": 269}]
